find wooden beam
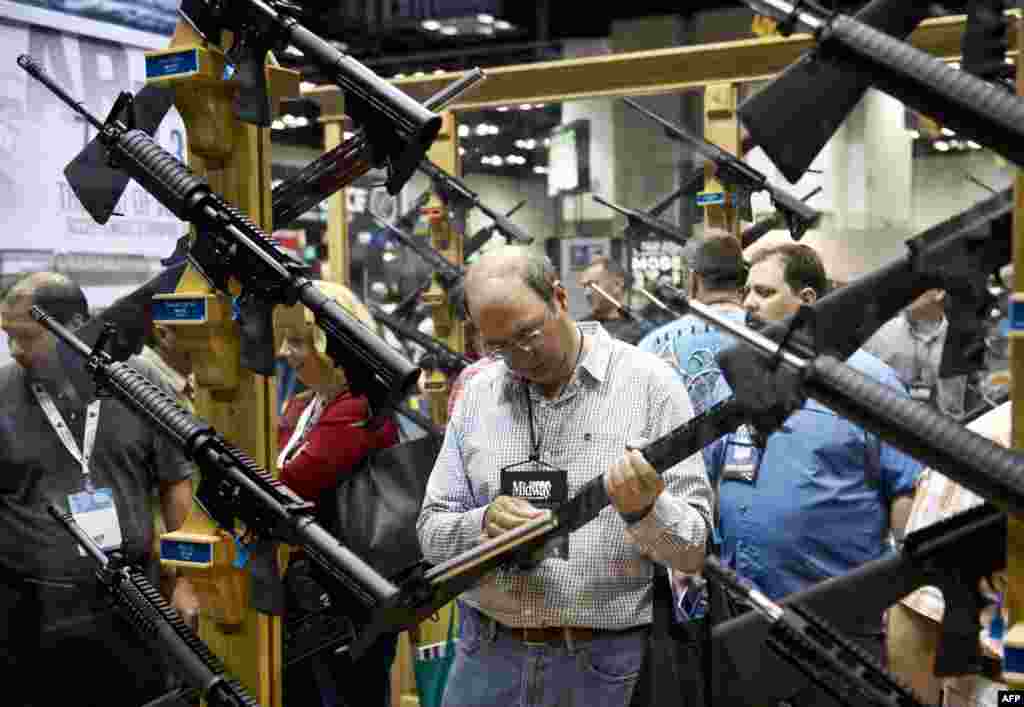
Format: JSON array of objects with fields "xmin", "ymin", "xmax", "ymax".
[{"xmin": 306, "ymin": 14, "xmax": 1000, "ymax": 114}]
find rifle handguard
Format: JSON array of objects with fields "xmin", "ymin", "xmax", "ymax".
[{"xmin": 807, "ymin": 354, "xmax": 1024, "ymax": 515}]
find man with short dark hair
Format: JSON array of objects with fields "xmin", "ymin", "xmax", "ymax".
[
  {"xmin": 706, "ymin": 245, "xmax": 921, "ymax": 704},
  {"xmin": 639, "ymin": 231, "xmax": 747, "ymax": 416},
  {"xmin": 0, "ymin": 272, "xmax": 195, "ymax": 707},
  {"xmin": 419, "ymin": 246, "xmax": 713, "ymax": 707},
  {"xmin": 578, "ymin": 255, "xmax": 650, "ymax": 344}
]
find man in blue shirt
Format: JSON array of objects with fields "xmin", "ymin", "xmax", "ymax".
[
  {"xmin": 708, "ymin": 244, "xmax": 921, "ymax": 605},
  {"xmin": 639, "ymin": 232, "xmax": 747, "ymax": 417}
]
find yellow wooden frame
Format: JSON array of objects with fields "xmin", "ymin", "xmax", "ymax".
[{"xmin": 307, "ymin": 14, "xmax": 1007, "ymax": 113}]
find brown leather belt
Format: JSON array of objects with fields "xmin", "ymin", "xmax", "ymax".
[{"xmin": 495, "ymin": 622, "xmax": 626, "ymax": 645}]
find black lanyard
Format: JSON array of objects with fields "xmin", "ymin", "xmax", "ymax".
[{"xmin": 522, "ymin": 328, "xmax": 584, "ymax": 462}]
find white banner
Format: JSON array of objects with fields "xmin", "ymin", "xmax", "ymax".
[{"xmin": 0, "ymin": 20, "xmax": 188, "ymax": 258}]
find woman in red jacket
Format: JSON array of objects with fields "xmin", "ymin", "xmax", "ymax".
[{"xmin": 274, "ymin": 281, "xmax": 399, "ymax": 707}]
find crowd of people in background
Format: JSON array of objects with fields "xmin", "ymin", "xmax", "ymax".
[{"xmin": 0, "ymin": 231, "xmax": 1012, "ymax": 707}]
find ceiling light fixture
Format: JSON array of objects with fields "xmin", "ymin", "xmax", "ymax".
[
  {"xmin": 477, "ymin": 13, "xmax": 494, "ymax": 23},
  {"xmin": 300, "ymin": 81, "xmax": 317, "ymax": 92},
  {"xmin": 934, "ymin": 140, "xmax": 950, "ymax": 152},
  {"xmin": 421, "ymin": 19, "xmax": 441, "ymax": 31},
  {"xmin": 494, "ymin": 20, "xmax": 512, "ymax": 30},
  {"xmin": 458, "ymin": 124, "xmax": 470, "ymax": 138},
  {"xmin": 941, "ymin": 127, "xmax": 955, "ymax": 137},
  {"xmin": 440, "ymin": 25, "xmax": 458, "ymax": 35}
]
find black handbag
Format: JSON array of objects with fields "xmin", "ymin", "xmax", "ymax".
[{"xmin": 315, "ymin": 431, "xmax": 444, "ymax": 581}]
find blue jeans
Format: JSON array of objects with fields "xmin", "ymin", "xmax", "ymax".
[{"xmin": 442, "ymin": 604, "xmax": 647, "ymax": 707}]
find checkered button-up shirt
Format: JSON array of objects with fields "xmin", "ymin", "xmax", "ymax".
[{"xmin": 417, "ymin": 322, "xmax": 713, "ymax": 629}]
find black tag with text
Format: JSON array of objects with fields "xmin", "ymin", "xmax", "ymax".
[
  {"xmin": 999, "ymin": 690, "xmax": 1024, "ymax": 704},
  {"xmin": 501, "ymin": 467, "xmax": 569, "ymax": 559}
]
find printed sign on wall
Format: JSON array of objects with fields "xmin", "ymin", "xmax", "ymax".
[{"xmin": 0, "ymin": 21, "xmax": 188, "ymax": 259}]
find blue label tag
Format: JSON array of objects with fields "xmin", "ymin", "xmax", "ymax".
[
  {"xmin": 152, "ymin": 298, "xmax": 207, "ymax": 323},
  {"xmin": 161, "ymin": 538, "xmax": 214, "ymax": 565},
  {"xmin": 696, "ymin": 191, "xmax": 725, "ymax": 206},
  {"xmin": 145, "ymin": 49, "xmax": 199, "ymax": 79},
  {"xmin": 1009, "ymin": 296, "xmax": 1024, "ymax": 334}
]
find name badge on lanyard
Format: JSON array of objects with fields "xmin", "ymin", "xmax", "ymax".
[
  {"xmin": 500, "ymin": 464, "xmax": 569, "ymax": 559},
  {"xmin": 32, "ymin": 384, "xmax": 123, "ymax": 555},
  {"xmin": 722, "ymin": 424, "xmax": 761, "ymax": 484}
]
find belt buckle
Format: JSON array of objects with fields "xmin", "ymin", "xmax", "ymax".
[{"xmin": 522, "ymin": 628, "xmax": 549, "ymax": 647}]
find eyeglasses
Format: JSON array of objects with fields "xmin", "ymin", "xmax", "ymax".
[{"xmin": 480, "ymin": 308, "xmax": 552, "ymax": 361}]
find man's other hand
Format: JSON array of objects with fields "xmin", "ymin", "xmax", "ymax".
[{"xmin": 606, "ymin": 446, "xmax": 664, "ymax": 518}]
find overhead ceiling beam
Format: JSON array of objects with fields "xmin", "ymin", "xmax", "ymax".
[{"xmin": 306, "ymin": 13, "xmax": 1006, "ymax": 117}]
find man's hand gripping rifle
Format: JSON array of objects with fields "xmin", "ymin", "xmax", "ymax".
[
  {"xmin": 47, "ymin": 503, "xmax": 262, "ymax": 707},
  {"xmin": 19, "ymin": 54, "xmax": 420, "ymax": 411}
]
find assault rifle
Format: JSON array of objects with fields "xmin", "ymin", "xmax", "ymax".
[
  {"xmin": 48, "ymin": 504, "xmax": 262, "ymax": 707},
  {"xmin": 623, "ymin": 97, "xmax": 820, "ymax": 241},
  {"xmin": 20, "ymin": 54, "xmax": 419, "ymax": 408},
  {"xmin": 370, "ymin": 304, "xmax": 473, "ymax": 375},
  {"xmin": 35, "ymin": 307, "xmax": 400, "ymax": 613},
  {"xmin": 738, "ymin": 0, "xmax": 1024, "ymax": 181},
  {"xmin": 369, "ymin": 215, "xmax": 466, "ymax": 291}
]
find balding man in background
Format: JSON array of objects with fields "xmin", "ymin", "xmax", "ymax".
[
  {"xmin": 418, "ymin": 246, "xmax": 713, "ymax": 707},
  {"xmin": 0, "ymin": 272, "xmax": 194, "ymax": 707},
  {"xmin": 578, "ymin": 255, "xmax": 651, "ymax": 344}
]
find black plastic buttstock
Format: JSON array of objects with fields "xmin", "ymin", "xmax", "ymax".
[
  {"xmin": 232, "ymin": 50, "xmax": 272, "ymax": 127},
  {"xmin": 738, "ymin": 0, "xmax": 931, "ymax": 183},
  {"xmin": 64, "ymin": 84, "xmax": 175, "ymax": 224}
]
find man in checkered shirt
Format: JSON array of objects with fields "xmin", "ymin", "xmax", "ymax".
[{"xmin": 417, "ymin": 246, "xmax": 713, "ymax": 707}]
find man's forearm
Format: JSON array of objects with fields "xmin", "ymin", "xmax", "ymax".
[{"xmin": 625, "ymin": 494, "xmax": 710, "ymax": 574}]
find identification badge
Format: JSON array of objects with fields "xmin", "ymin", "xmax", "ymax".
[
  {"xmin": 722, "ymin": 425, "xmax": 760, "ymax": 484},
  {"xmin": 67, "ymin": 487, "xmax": 123, "ymax": 555},
  {"xmin": 500, "ymin": 466, "xmax": 569, "ymax": 559}
]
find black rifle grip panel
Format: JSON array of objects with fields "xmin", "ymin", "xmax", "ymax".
[
  {"xmin": 115, "ymin": 130, "xmax": 208, "ymax": 219},
  {"xmin": 808, "ymin": 354, "xmax": 1024, "ymax": 514},
  {"xmin": 828, "ymin": 15, "xmax": 1024, "ymax": 167}
]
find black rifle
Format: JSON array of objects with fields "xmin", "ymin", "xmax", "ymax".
[
  {"xmin": 177, "ymin": 0, "xmax": 439, "ymax": 191},
  {"xmin": 623, "ymin": 97, "xmax": 821, "ymax": 241},
  {"xmin": 738, "ymin": 0, "xmax": 1024, "ymax": 182},
  {"xmin": 370, "ymin": 215, "xmax": 466, "ymax": 290},
  {"xmin": 370, "ymin": 304, "xmax": 473, "ymax": 375},
  {"xmin": 712, "ymin": 503, "xmax": 1005, "ymax": 706},
  {"xmin": 706, "ymin": 555, "xmax": 930, "ymax": 707},
  {"xmin": 48, "ymin": 503, "xmax": 262, "ymax": 707},
  {"xmin": 20, "ymin": 54, "xmax": 419, "ymax": 409},
  {"xmin": 464, "ymin": 200, "xmax": 527, "ymax": 258},
  {"xmin": 582, "ymin": 282, "xmax": 655, "ymax": 330},
  {"xmin": 272, "ymin": 69, "xmax": 486, "ymax": 227},
  {"xmin": 592, "ymin": 194, "xmax": 692, "ymax": 249},
  {"xmin": 417, "ymin": 159, "xmax": 534, "ymax": 245},
  {"xmin": 33, "ymin": 308, "xmax": 400, "ymax": 615},
  {"xmin": 741, "ymin": 187, "xmax": 823, "ymax": 248}
]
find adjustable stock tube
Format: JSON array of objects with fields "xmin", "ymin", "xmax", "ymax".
[
  {"xmin": 821, "ymin": 13, "xmax": 1024, "ymax": 168},
  {"xmin": 805, "ymin": 354, "xmax": 1024, "ymax": 515}
]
